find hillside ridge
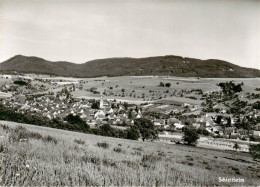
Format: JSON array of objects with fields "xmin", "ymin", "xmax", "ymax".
[{"xmin": 0, "ymin": 55, "xmax": 259, "ymax": 78}]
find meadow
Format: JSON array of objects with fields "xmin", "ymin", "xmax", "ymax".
[
  {"xmin": 71, "ymin": 76, "xmax": 260, "ymax": 105},
  {"xmin": 1, "ymin": 75, "xmax": 259, "ymax": 105},
  {"xmin": 0, "ymin": 121, "xmax": 259, "ymax": 186}
]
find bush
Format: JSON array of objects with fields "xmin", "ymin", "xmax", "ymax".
[
  {"xmin": 113, "ymin": 147, "xmax": 123, "ymax": 153},
  {"xmin": 97, "ymin": 142, "xmax": 109, "ymax": 149},
  {"xmin": 74, "ymin": 139, "xmax": 85, "ymax": 145},
  {"xmin": 9, "ymin": 126, "xmax": 42, "ymax": 142},
  {"xmin": 9, "ymin": 126, "xmax": 27, "ymax": 142},
  {"xmin": 249, "ymin": 136, "xmax": 260, "ymax": 142},
  {"xmin": 14, "ymin": 80, "xmax": 27, "ymax": 86},
  {"xmin": 252, "ymin": 101, "xmax": 260, "ymax": 109},
  {"xmin": 159, "ymin": 82, "xmax": 164, "ymax": 87},
  {"xmin": 42, "ymin": 135, "xmax": 58, "ymax": 144},
  {"xmin": 142, "ymin": 154, "xmax": 161, "ymax": 163},
  {"xmin": 165, "ymin": 83, "xmax": 171, "ymax": 87},
  {"xmin": 0, "ymin": 144, "xmax": 4, "ymax": 153},
  {"xmin": 249, "ymin": 144, "xmax": 260, "ymax": 159}
]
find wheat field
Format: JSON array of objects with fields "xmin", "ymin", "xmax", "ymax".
[{"xmin": 0, "ymin": 121, "xmax": 259, "ymax": 186}]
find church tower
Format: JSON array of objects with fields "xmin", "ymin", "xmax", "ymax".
[{"xmin": 100, "ymin": 94, "xmax": 104, "ymax": 108}]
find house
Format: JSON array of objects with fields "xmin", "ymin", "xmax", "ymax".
[
  {"xmin": 94, "ymin": 110, "xmax": 106, "ymax": 119},
  {"xmin": 118, "ymin": 105, "xmax": 126, "ymax": 112},
  {"xmin": 107, "ymin": 108, "xmax": 114, "ymax": 114},
  {"xmin": 192, "ymin": 123, "xmax": 200, "ymax": 129},
  {"xmin": 230, "ymin": 133, "xmax": 241, "ymax": 139},
  {"xmin": 253, "ymin": 131, "xmax": 260, "ymax": 137},
  {"xmin": 154, "ymin": 119, "xmax": 165, "ymax": 128},
  {"xmin": 224, "ymin": 127, "xmax": 235, "ymax": 135},
  {"xmin": 3, "ymin": 75, "xmax": 12, "ymax": 79},
  {"xmin": 169, "ymin": 118, "xmax": 180, "ymax": 125},
  {"xmin": 255, "ymin": 123, "xmax": 260, "ymax": 131},
  {"xmin": 174, "ymin": 123, "xmax": 185, "ymax": 130},
  {"xmin": 115, "ymin": 118, "xmax": 121, "ymax": 125},
  {"xmin": 237, "ymin": 129, "xmax": 248, "ymax": 136},
  {"xmin": 80, "ymin": 113, "xmax": 87, "ymax": 120},
  {"xmin": 135, "ymin": 109, "xmax": 142, "ymax": 119}
]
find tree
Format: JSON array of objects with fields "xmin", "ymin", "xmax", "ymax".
[
  {"xmin": 123, "ymin": 102, "xmax": 128, "ymax": 110},
  {"xmin": 111, "ymin": 103, "xmax": 116, "ymax": 108},
  {"xmin": 91, "ymin": 100, "xmax": 100, "ymax": 109},
  {"xmin": 182, "ymin": 127, "xmax": 199, "ymax": 146},
  {"xmin": 126, "ymin": 126, "xmax": 140, "ymax": 140},
  {"xmin": 64, "ymin": 114, "xmax": 90, "ymax": 132},
  {"xmin": 233, "ymin": 143, "xmax": 239, "ymax": 151},
  {"xmin": 159, "ymin": 82, "xmax": 165, "ymax": 87},
  {"xmin": 216, "ymin": 116, "xmax": 222, "ymax": 125},
  {"xmin": 218, "ymin": 81, "xmax": 243, "ymax": 97},
  {"xmin": 128, "ymin": 110, "xmax": 133, "ymax": 119},
  {"xmin": 134, "ymin": 118, "xmax": 158, "ymax": 141},
  {"xmin": 252, "ymin": 101, "xmax": 260, "ymax": 109},
  {"xmin": 14, "ymin": 80, "xmax": 27, "ymax": 86},
  {"xmin": 135, "ymin": 106, "xmax": 139, "ymax": 113},
  {"xmin": 197, "ymin": 128, "xmax": 209, "ymax": 136},
  {"xmin": 249, "ymin": 144, "xmax": 260, "ymax": 159},
  {"xmin": 165, "ymin": 83, "xmax": 171, "ymax": 87}
]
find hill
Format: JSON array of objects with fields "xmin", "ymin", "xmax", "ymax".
[
  {"xmin": 0, "ymin": 55, "xmax": 259, "ymax": 78},
  {"xmin": 0, "ymin": 120, "xmax": 259, "ymax": 186}
]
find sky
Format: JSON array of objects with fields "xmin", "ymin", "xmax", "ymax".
[{"xmin": 0, "ymin": 0, "xmax": 259, "ymax": 69}]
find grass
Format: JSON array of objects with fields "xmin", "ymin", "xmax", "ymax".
[{"xmin": 0, "ymin": 121, "xmax": 260, "ymax": 186}]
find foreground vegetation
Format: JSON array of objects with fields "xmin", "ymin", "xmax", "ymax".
[{"xmin": 0, "ymin": 121, "xmax": 259, "ymax": 186}]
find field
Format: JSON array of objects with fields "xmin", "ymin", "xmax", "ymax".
[
  {"xmin": 0, "ymin": 121, "xmax": 259, "ymax": 186},
  {"xmin": 63, "ymin": 76, "xmax": 260, "ymax": 105},
  {"xmin": 1, "ymin": 75, "xmax": 259, "ymax": 105}
]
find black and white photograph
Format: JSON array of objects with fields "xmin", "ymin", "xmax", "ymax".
[{"xmin": 0, "ymin": 0, "xmax": 259, "ymax": 186}]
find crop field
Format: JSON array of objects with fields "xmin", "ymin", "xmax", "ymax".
[{"xmin": 0, "ymin": 121, "xmax": 259, "ymax": 186}]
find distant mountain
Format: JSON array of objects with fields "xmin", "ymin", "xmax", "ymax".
[{"xmin": 0, "ymin": 55, "xmax": 259, "ymax": 78}]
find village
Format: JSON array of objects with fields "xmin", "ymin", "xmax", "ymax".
[{"xmin": 0, "ymin": 74, "xmax": 259, "ymax": 152}]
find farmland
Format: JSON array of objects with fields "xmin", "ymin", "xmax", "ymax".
[
  {"xmin": 2, "ymin": 74, "xmax": 258, "ymax": 104},
  {"xmin": 0, "ymin": 121, "xmax": 259, "ymax": 186}
]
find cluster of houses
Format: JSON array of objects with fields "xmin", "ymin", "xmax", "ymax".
[
  {"xmin": 0, "ymin": 74, "xmax": 259, "ymax": 142},
  {"xmin": 1, "ymin": 93, "xmax": 144, "ymax": 127},
  {"xmin": 143, "ymin": 104, "xmax": 260, "ymax": 140},
  {"xmin": 1, "ymin": 90, "xmax": 260, "ymax": 140}
]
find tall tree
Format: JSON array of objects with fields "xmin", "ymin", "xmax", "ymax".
[
  {"xmin": 182, "ymin": 127, "xmax": 199, "ymax": 146},
  {"xmin": 134, "ymin": 118, "xmax": 158, "ymax": 141}
]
